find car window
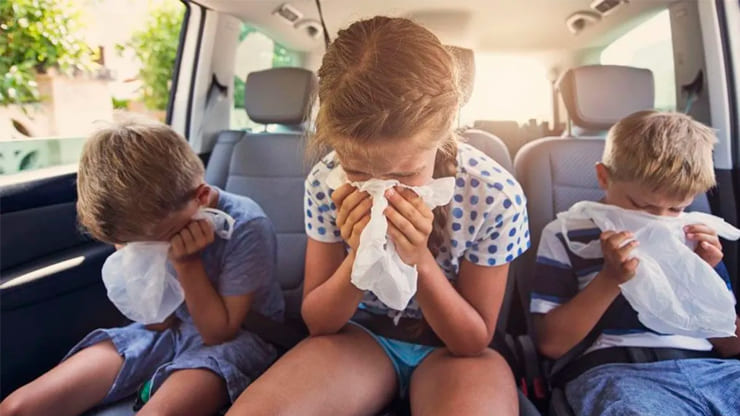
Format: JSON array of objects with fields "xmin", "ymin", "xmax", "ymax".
[
  {"xmin": 0, "ymin": 0, "xmax": 186, "ymax": 182},
  {"xmin": 461, "ymin": 54, "xmax": 552, "ymax": 127},
  {"xmin": 230, "ymin": 23, "xmax": 302, "ymax": 132},
  {"xmin": 601, "ymin": 10, "xmax": 676, "ymax": 111}
]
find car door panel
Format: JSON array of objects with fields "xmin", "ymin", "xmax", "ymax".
[{"xmin": 1, "ymin": 174, "xmax": 126, "ymax": 398}]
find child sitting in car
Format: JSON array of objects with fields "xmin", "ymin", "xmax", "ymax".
[
  {"xmin": 530, "ymin": 110, "xmax": 740, "ymax": 415},
  {"xmin": 0, "ymin": 119, "xmax": 284, "ymax": 416}
]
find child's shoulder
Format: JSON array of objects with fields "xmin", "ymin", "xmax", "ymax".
[
  {"xmin": 306, "ymin": 151, "xmax": 338, "ymax": 185},
  {"xmin": 216, "ymin": 189, "xmax": 270, "ymax": 227},
  {"xmin": 540, "ymin": 212, "xmax": 599, "ymax": 242},
  {"xmin": 455, "ymin": 142, "xmax": 525, "ymax": 208}
]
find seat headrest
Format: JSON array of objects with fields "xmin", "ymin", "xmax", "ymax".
[
  {"xmin": 446, "ymin": 45, "xmax": 475, "ymax": 106},
  {"xmin": 244, "ymin": 67, "xmax": 317, "ymax": 125},
  {"xmin": 558, "ymin": 65, "xmax": 654, "ymax": 131}
]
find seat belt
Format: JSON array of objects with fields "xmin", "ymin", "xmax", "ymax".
[
  {"xmin": 314, "ymin": 0, "xmax": 331, "ymax": 49},
  {"xmin": 196, "ymin": 74, "xmax": 229, "ymax": 151}
]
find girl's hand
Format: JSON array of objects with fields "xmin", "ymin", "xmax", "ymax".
[
  {"xmin": 685, "ymin": 224, "xmax": 723, "ymax": 267},
  {"xmin": 333, "ymin": 183, "xmax": 371, "ymax": 251},
  {"xmin": 385, "ymin": 186, "xmax": 434, "ymax": 266},
  {"xmin": 169, "ymin": 219, "xmax": 215, "ymax": 265}
]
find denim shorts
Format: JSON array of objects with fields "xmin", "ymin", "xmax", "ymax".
[
  {"xmin": 349, "ymin": 321, "xmax": 437, "ymax": 396},
  {"xmin": 565, "ymin": 358, "xmax": 740, "ymax": 416},
  {"xmin": 64, "ymin": 321, "xmax": 277, "ymax": 404}
]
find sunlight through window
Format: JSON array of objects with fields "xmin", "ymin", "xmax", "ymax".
[
  {"xmin": 601, "ymin": 10, "xmax": 675, "ymax": 111},
  {"xmin": 461, "ymin": 54, "xmax": 552, "ymax": 126}
]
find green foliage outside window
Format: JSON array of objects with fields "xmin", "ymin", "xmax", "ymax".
[
  {"xmin": 124, "ymin": 1, "xmax": 184, "ymax": 110},
  {"xmin": 0, "ymin": 0, "xmax": 96, "ymax": 105},
  {"xmin": 233, "ymin": 24, "xmax": 300, "ymax": 110}
]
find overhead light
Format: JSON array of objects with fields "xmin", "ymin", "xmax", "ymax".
[
  {"xmin": 294, "ymin": 19, "xmax": 324, "ymax": 40},
  {"xmin": 273, "ymin": 3, "xmax": 303, "ymax": 24},
  {"xmin": 590, "ymin": 0, "xmax": 629, "ymax": 16},
  {"xmin": 565, "ymin": 11, "xmax": 601, "ymax": 35}
]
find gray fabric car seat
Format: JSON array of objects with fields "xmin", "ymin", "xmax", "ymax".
[
  {"xmin": 206, "ymin": 67, "xmax": 317, "ymax": 320},
  {"xmin": 462, "ymin": 128, "xmax": 514, "ymax": 174},
  {"xmin": 559, "ymin": 65, "xmax": 654, "ymax": 138}
]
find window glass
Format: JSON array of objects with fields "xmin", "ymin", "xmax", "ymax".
[
  {"xmin": 231, "ymin": 24, "xmax": 302, "ymax": 131},
  {"xmin": 601, "ymin": 10, "xmax": 676, "ymax": 111},
  {"xmin": 0, "ymin": 0, "xmax": 186, "ymax": 180},
  {"xmin": 461, "ymin": 54, "xmax": 552, "ymax": 126}
]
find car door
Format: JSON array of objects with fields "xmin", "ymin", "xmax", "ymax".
[{"xmin": 0, "ymin": 0, "xmax": 194, "ymax": 397}]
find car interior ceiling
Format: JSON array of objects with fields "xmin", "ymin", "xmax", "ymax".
[{"xmin": 192, "ymin": 0, "xmax": 676, "ymax": 154}]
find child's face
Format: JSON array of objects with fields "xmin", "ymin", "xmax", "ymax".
[
  {"xmin": 144, "ymin": 184, "xmax": 212, "ymax": 242},
  {"xmin": 596, "ymin": 163, "xmax": 695, "ymax": 217},
  {"xmin": 336, "ymin": 135, "xmax": 438, "ymax": 187}
]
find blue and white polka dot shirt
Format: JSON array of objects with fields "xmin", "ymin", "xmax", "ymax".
[{"xmin": 304, "ymin": 142, "xmax": 530, "ymax": 319}]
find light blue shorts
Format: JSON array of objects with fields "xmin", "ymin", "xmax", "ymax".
[
  {"xmin": 350, "ymin": 321, "xmax": 437, "ymax": 396},
  {"xmin": 565, "ymin": 358, "xmax": 740, "ymax": 416},
  {"xmin": 64, "ymin": 321, "xmax": 277, "ymax": 404}
]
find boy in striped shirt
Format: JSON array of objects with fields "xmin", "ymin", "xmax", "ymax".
[{"xmin": 531, "ymin": 111, "xmax": 740, "ymax": 415}]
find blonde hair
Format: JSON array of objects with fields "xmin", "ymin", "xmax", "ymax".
[
  {"xmin": 77, "ymin": 118, "xmax": 205, "ymax": 243},
  {"xmin": 602, "ymin": 110, "xmax": 717, "ymax": 199},
  {"xmin": 309, "ymin": 16, "xmax": 461, "ymax": 254}
]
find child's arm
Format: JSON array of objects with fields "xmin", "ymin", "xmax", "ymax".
[
  {"xmin": 170, "ymin": 220, "xmax": 252, "ymax": 345},
  {"xmin": 301, "ymin": 184, "xmax": 369, "ymax": 335},
  {"xmin": 382, "ymin": 188, "xmax": 502, "ymax": 356},
  {"xmin": 534, "ymin": 231, "xmax": 639, "ymax": 359},
  {"xmin": 415, "ymin": 254, "xmax": 507, "ymax": 356},
  {"xmin": 302, "ymin": 241, "xmax": 365, "ymax": 335}
]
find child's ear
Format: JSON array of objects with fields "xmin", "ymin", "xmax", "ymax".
[
  {"xmin": 194, "ymin": 184, "xmax": 210, "ymax": 206},
  {"xmin": 595, "ymin": 163, "xmax": 610, "ymax": 190}
]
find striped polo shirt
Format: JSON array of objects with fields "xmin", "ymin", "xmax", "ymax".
[{"xmin": 530, "ymin": 217, "xmax": 734, "ymax": 354}]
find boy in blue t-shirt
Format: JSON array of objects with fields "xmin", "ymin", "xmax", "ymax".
[
  {"xmin": 1, "ymin": 120, "xmax": 284, "ymax": 416},
  {"xmin": 531, "ymin": 111, "xmax": 740, "ymax": 415}
]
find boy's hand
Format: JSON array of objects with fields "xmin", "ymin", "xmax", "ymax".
[
  {"xmin": 333, "ymin": 183, "xmax": 371, "ymax": 252},
  {"xmin": 685, "ymin": 224, "xmax": 723, "ymax": 267},
  {"xmin": 169, "ymin": 219, "xmax": 214, "ymax": 265},
  {"xmin": 385, "ymin": 187, "xmax": 434, "ymax": 266},
  {"xmin": 599, "ymin": 231, "xmax": 640, "ymax": 284}
]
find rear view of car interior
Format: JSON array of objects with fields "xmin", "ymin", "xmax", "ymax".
[{"xmin": 2, "ymin": 0, "xmax": 740, "ymax": 415}]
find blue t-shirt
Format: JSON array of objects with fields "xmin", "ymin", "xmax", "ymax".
[
  {"xmin": 304, "ymin": 142, "xmax": 531, "ymax": 319},
  {"xmin": 175, "ymin": 189, "xmax": 284, "ymax": 323}
]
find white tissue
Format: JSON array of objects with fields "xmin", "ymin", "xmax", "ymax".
[
  {"xmin": 193, "ymin": 207, "xmax": 236, "ymax": 239},
  {"xmin": 558, "ymin": 201, "xmax": 738, "ymax": 338},
  {"xmin": 102, "ymin": 207, "xmax": 235, "ymax": 324},
  {"xmin": 326, "ymin": 166, "xmax": 455, "ymax": 311}
]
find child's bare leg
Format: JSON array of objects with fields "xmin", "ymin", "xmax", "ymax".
[
  {"xmin": 136, "ymin": 369, "xmax": 228, "ymax": 416},
  {"xmin": 0, "ymin": 340, "xmax": 123, "ymax": 416}
]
